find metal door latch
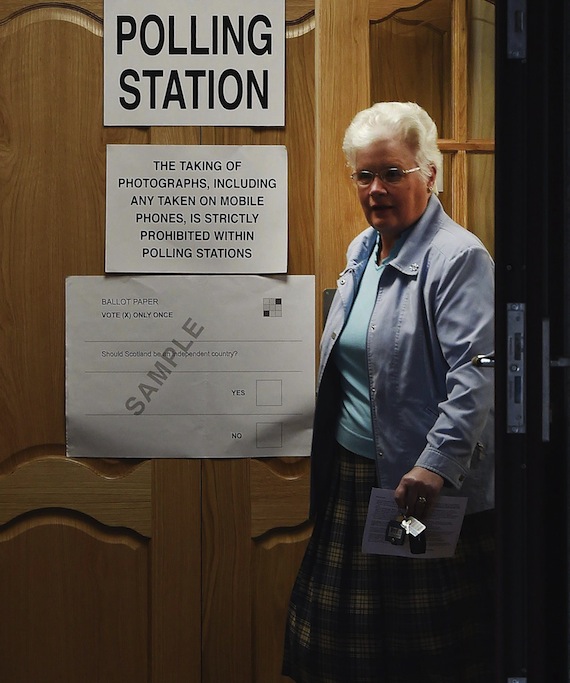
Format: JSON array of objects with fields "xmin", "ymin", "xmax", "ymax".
[
  {"xmin": 472, "ymin": 304, "xmax": 526, "ymax": 434},
  {"xmin": 507, "ymin": 304, "xmax": 525, "ymax": 434},
  {"xmin": 507, "ymin": 0, "xmax": 527, "ymax": 59},
  {"xmin": 542, "ymin": 318, "xmax": 570, "ymax": 441},
  {"xmin": 550, "ymin": 357, "xmax": 570, "ymax": 367},
  {"xmin": 472, "ymin": 354, "xmax": 495, "ymax": 367}
]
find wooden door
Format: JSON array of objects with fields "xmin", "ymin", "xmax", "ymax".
[
  {"xmin": 0, "ymin": 2, "xmax": 312, "ymax": 682},
  {"xmin": 0, "ymin": 1, "xmax": 494, "ymax": 682}
]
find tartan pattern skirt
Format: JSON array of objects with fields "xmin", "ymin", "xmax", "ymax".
[{"xmin": 283, "ymin": 445, "xmax": 495, "ymax": 683}]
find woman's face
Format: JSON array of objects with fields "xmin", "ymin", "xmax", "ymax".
[{"xmin": 354, "ymin": 137, "xmax": 434, "ymax": 237}]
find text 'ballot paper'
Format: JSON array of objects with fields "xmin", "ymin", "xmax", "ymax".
[
  {"xmin": 65, "ymin": 275, "xmax": 315, "ymax": 458},
  {"xmin": 362, "ymin": 488, "xmax": 467, "ymax": 559}
]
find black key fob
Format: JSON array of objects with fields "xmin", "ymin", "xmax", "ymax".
[
  {"xmin": 385, "ymin": 518, "xmax": 406, "ymax": 545},
  {"xmin": 409, "ymin": 530, "xmax": 426, "ymax": 554}
]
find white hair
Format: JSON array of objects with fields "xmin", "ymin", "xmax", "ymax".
[{"xmin": 342, "ymin": 102, "xmax": 443, "ymax": 194}]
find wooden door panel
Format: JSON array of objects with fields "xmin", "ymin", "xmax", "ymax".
[
  {"xmin": 151, "ymin": 459, "xmax": 202, "ymax": 683},
  {"xmin": 0, "ymin": 5, "xmax": 201, "ymax": 682},
  {"xmin": 202, "ymin": 25, "xmax": 316, "ymax": 277},
  {"xmin": 0, "ymin": 512, "xmax": 149, "ymax": 683},
  {"xmin": 251, "ymin": 458, "xmax": 311, "ymax": 683},
  {"xmin": 202, "ymin": 459, "xmax": 252, "ymax": 683},
  {"xmin": 0, "ymin": 451, "xmax": 152, "ymax": 535},
  {"xmin": 253, "ymin": 527, "xmax": 311, "ymax": 683},
  {"xmin": 0, "ymin": 1, "xmax": 324, "ymax": 681},
  {"xmin": 0, "ymin": 8, "xmax": 103, "ymax": 455},
  {"xmin": 201, "ymin": 457, "xmax": 311, "ymax": 683},
  {"xmin": 250, "ymin": 457, "xmax": 310, "ymax": 538},
  {"xmin": 200, "ymin": 17, "xmax": 315, "ymax": 682},
  {"xmin": 0, "ymin": 448, "xmax": 151, "ymax": 683},
  {"xmin": 0, "ymin": 455, "xmax": 202, "ymax": 682}
]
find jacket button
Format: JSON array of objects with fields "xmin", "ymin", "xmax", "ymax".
[
  {"xmin": 459, "ymin": 474, "xmax": 465, "ymax": 482},
  {"xmin": 378, "ymin": 451, "xmax": 384, "ymax": 457},
  {"xmin": 340, "ymin": 279, "xmax": 346, "ymax": 285}
]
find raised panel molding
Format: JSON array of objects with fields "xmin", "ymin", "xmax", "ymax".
[{"xmin": 0, "ymin": 454, "xmax": 152, "ymax": 535}]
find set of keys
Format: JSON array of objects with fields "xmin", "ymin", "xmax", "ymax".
[{"xmin": 385, "ymin": 514, "xmax": 427, "ymax": 554}]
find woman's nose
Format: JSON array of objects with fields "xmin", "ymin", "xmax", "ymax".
[{"xmin": 368, "ymin": 176, "xmax": 388, "ymax": 194}]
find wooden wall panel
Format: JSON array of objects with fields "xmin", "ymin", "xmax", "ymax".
[
  {"xmin": 468, "ymin": 153, "xmax": 494, "ymax": 254},
  {"xmin": 369, "ymin": 16, "xmax": 448, "ymax": 136},
  {"xmin": 315, "ymin": 0, "xmax": 370, "ymax": 308}
]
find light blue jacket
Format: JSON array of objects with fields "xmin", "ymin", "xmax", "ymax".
[{"xmin": 310, "ymin": 196, "xmax": 495, "ymax": 517}]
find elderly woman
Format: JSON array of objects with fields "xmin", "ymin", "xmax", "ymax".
[{"xmin": 283, "ymin": 102, "xmax": 495, "ymax": 683}]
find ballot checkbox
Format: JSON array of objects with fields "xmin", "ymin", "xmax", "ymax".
[
  {"xmin": 256, "ymin": 379, "xmax": 283, "ymax": 406},
  {"xmin": 256, "ymin": 422, "xmax": 283, "ymax": 449}
]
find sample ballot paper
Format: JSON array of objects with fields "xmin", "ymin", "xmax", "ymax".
[{"xmin": 66, "ymin": 275, "xmax": 315, "ymax": 458}]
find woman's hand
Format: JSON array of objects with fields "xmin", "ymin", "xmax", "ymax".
[{"xmin": 394, "ymin": 466, "xmax": 445, "ymax": 519}]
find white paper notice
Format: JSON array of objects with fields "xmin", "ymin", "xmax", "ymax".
[
  {"xmin": 105, "ymin": 145, "xmax": 287, "ymax": 274},
  {"xmin": 362, "ymin": 488, "xmax": 468, "ymax": 559},
  {"xmin": 66, "ymin": 275, "xmax": 315, "ymax": 458},
  {"xmin": 103, "ymin": 0, "xmax": 285, "ymax": 127}
]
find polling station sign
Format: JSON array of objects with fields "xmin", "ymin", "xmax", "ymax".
[
  {"xmin": 105, "ymin": 144, "xmax": 288, "ymax": 273},
  {"xmin": 104, "ymin": 0, "xmax": 285, "ymax": 126}
]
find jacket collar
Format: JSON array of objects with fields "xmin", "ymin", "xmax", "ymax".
[
  {"xmin": 346, "ymin": 195, "xmax": 445, "ymax": 278},
  {"xmin": 389, "ymin": 195, "xmax": 444, "ymax": 276}
]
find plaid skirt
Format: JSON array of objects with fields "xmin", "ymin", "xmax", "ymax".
[{"xmin": 283, "ymin": 445, "xmax": 495, "ymax": 683}]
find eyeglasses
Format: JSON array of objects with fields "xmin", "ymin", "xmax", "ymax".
[{"xmin": 351, "ymin": 166, "xmax": 421, "ymax": 187}]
